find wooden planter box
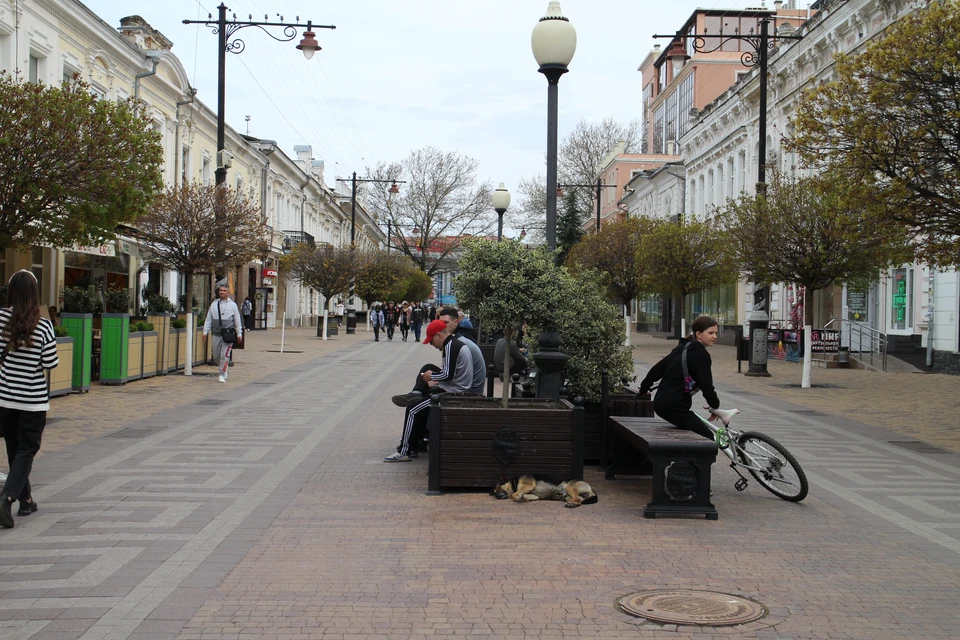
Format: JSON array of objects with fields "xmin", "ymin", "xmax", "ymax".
[
  {"xmin": 127, "ymin": 331, "xmax": 143, "ymax": 382},
  {"xmin": 193, "ymin": 329, "xmax": 207, "ymax": 366},
  {"xmin": 427, "ymin": 396, "xmax": 583, "ymax": 493},
  {"xmin": 169, "ymin": 328, "xmax": 187, "ymax": 370},
  {"xmin": 141, "ymin": 331, "xmax": 159, "ymax": 378},
  {"xmin": 49, "ymin": 337, "xmax": 74, "ymax": 398},
  {"xmin": 60, "ymin": 312, "xmax": 93, "ymax": 392},
  {"xmin": 99, "ymin": 313, "xmax": 130, "ymax": 385},
  {"xmin": 147, "ymin": 313, "xmax": 174, "ymax": 375},
  {"xmin": 582, "ymin": 393, "xmax": 654, "ymax": 464}
]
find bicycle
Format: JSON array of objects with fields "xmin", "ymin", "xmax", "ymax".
[{"xmin": 698, "ymin": 406, "xmax": 809, "ymax": 502}]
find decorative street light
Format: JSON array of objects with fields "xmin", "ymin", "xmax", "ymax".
[
  {"xmin": 531, "ymin": 1, "xmax": 576, "ymax": 252},
  {"xmin": 184, "ymin": 4, "xmax": 335, "ymax": 188},
  {"xmin": 654, "ymin": 14, "xmax": 801, "ymax": 378},
  {"xmin": 492, "ymin": 183, "xmax": 511, "ymax": 242}
]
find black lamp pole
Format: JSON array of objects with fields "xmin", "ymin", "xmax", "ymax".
[
  {"xmin": 540, "ymin": 65, "xmax": 567, "ymax": 252},
  {"xmin": 654, "ymin": 15, "xmax": 801, "ymax": 377},
  {"xmin": 337, "ymin": 173, "xmax": 405, "ymax": 247}
]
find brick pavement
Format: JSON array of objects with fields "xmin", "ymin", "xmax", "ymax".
[{"xmin": 0, "ymin": 329, "xmax": 958, "ymax": 639}]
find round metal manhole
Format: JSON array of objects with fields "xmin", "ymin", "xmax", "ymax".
[{"xmin": 618, "ymin": 589, "xmax": 766, "ymax": 626}]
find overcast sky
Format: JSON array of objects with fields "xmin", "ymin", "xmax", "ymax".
[{"xmin": 83, "ymin": 0, "xmax": 770, "ymax": 221}]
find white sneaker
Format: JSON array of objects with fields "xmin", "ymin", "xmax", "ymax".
[
  {"xmin": 217, "ymin": 375, "xmax": 225, "ymax": 383},
  {"xmin": 383, "ymin": 452, "xmax": 410, "ymax": 462},
  {"xmin": 223, "ymin": 371, "xmax": 228, "ymax": 380}
]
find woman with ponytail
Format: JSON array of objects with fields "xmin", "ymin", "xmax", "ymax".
[
  {"xmin": 0, "ymin": 270, "xmax": 59, "ymax": 529},
  {"xmin": 638, "ymin": 314, "xmax": 720, "ymax": 440}
]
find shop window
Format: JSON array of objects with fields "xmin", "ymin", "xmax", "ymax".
[{"xmin": 891, "ymin": 268, "xmax": 913, "ymax": 331}]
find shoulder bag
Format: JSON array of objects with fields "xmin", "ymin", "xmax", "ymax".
[{"xmin": 218, "ymin": 301, "xmax": 238, "ymax": 344}]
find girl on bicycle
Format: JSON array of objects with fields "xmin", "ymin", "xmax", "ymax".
[{"xmin": 638, "ymin": 315, "xmax": 720, "ymax": 440}]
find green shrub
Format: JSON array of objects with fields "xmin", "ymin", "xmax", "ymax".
[
  {"xmin": 171, "ymin": 318, "xmax": 187, "ymax": 329},
  {"xmin": 62, "ymin": 285, "xmax": 100, "ymax": 314},
  {"xmin": 104, "ymin": 286, "xmax": 131, "ymax": 313},
  {"xmin": 135, "ymin": 321, "xmax": 154, "ymax": 332},
  {"xmin": 129, "ymin": 323, "xmax": 139, "ymax": 333},
  {"xmin": 53, "ymin": 324, "xmax": 70, "ymax": 338},
  {"xmin": 145, "ymin": 294, "xmax": 176, "ymax": 314}
]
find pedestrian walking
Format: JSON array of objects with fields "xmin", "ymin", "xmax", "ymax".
[
  {"xmin": 411, "ymin": 302, "xmax": 425, "ymax": 342},
  {"xmin": 202, "ymin": 283, "xmax": 243, "ymax": 384},
  {"xmin": 399, "ymin": 301, "xmax": 411, "ymax": 341},
  {"xmin": 384, "ymin": 302, "xmax": 398, "ymax": 340},
  {"xmin": 336, "ymin": 300, "xmax": 345, "ymax": 327},
  {"xmin": 241, "ymin": 297, "xmax": 253, "ymax": 331},
  {"xmin": 0, "ymin": 270, "xmax": 59, "ymax": 529},
  {"xmin": 428, "ymin": 304, "xmax": 437, "ymax": 322},
  {"xmin": 371, "ymin": 304, "xmax": 385, "ymax": 341}
]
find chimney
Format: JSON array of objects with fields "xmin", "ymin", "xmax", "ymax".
[{"xmin": 119, "ymin": 16, "xmax": 173, "ymax": 51}]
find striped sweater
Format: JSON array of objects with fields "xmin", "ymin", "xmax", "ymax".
[{"xmin": 0, "ymin": 309, "xmax": 59, "ymax": 412}]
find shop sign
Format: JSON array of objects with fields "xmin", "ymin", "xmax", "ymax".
[
  {"xmin": 263, "ymin": 268, "xmax": 278, "ymax": 278},
  {"xmin": 71, "ymin": 243, "xmax": 116, "ymax": 257},
  {"xmin": 848, "ymin": 288, "xmax": 868, "ymax": 322},
  {"xmin": 811, "ymin": 329, "xmax": 840, "ymax": 353}
]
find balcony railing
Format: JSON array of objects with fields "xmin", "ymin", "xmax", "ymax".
[{"xmin": 282, "ymin": 230, "xmax": 316, "ymax": 254}]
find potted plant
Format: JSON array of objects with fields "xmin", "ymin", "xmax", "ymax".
[
  {"xmin": 61, "ymin": 285, "xmax": 97, "ymax": 391},
  {"xmin": 170, "ymin": 317, "xmax": 188, "ymax": 370},
  {"xmin": 99, "ymin": 286, "xmax": 132, "ymax": 385},
  {"xmin": 135, "ymin": 321, "xmax": 159, "ymax": 379},
  {"xmin": 424, "ymin": 239, "xmax": 582, "ymax": 493},
  {"xmin": 49, "ymin": 324, "xmax": 74, "ymax": 397},
  {"xmin": 145, "ymin": 294, "xmax": 177, "ymax": 375}
]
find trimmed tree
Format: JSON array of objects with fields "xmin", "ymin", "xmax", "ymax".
[
  {"xmin": 355, "ymin": 250, "xmax": 407, "ymax": 330},
  {"xmin": 721, "ymin": 171, "xmax": 912, "ymax": 386},
  {"xmin": 638, "ymin": 216, "xmax": 739, "ymax": 338},
  {"xmin": 566, "ymin": 216, "xmax": 654, "ymax": 346},
  {"xmin": 0, "ymin": 75, "xmax": 163, "ymax": 252},
  {"xmin": 454, "ymin": 239, "xmax": 565, "ymax": 406},
  {"xmin": 790, "ymin": 1, "xmax": 960, "ymax": 267},
  {"xmin": 281, "ymin": 244, "xmax": 357, "ymax": 340},
  {"xmin": 135, "ymin": 182, "xmax": 265, "ymax": 373}
]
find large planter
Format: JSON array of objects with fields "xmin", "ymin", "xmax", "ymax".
[
  {"xmin": 582, "ymin": 393, "xmax": 654, "ymax": 464},
  {"xmin": 60, "ymin": 312, "xmax": 93, "ymax": 392},
  {"xmin": 49, "ymin": 337, "xmax": 74, "ymax": 398},
  {"xmin": 147, "ymin": 313, "xmax": 174, "ymax": 375},
  {"xmin": 127, "ymin": 331, "xmax": 143, "ymax": 382},
  {"xmin": 193, "ymin": 328, "xmax": 207, "ymax": 366},
  {"xmin": 171, "ymin": 328, "xmax": 187, "ymax": 370},
  {"xmin": 427, "ymin": 396, "xmax": 583, "ymax": 493},
  {"xmin": 141, "ymin": 331, "xmax": 159, "ymax": 379},
  {"xmin": 99, "ymin": 313, "xmax": 130, "ymax": 385}
]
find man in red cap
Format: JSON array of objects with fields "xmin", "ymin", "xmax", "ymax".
[{"xmin": 384, "ymin": 319, "xmax": 476, "ymax": 462}]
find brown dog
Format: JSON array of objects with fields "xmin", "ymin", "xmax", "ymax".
[{"xmin": 490, "ymin": 475, "xmax": 598, "ymax": 508}]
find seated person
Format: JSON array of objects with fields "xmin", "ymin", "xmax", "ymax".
[
  {"xmin": 494, "ymin": 332, "xmax": 527, "ymax": 381},
  {"xmin": 384, "ymin": 319, "xmax": 475, "ymax": 462}
]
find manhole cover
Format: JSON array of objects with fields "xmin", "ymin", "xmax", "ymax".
[
  {"xmin": 792, "ymin": 410, "xmax": 826, "ymax": 416},
  {"xmin": 772, "ymin": 383, "xmax": 845, "ymax": 389},
  {"xmin": 889, "ymin": 441, "xmax": 953, "ymax": 454},
  {"xmin": 196, "ymin": 399, "xmax": 227, "ymax": 406},
  {"xmin": 618, "ymin": 589, "xmax": 766, "ymax": 626}
]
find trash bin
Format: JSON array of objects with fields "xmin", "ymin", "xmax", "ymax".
[
  {"xmin": 838, "ymin": 346, "xmax": 850, "ymax": 367},
  {"xmin": 346, "ymin": 309, "xmax": 357, "ymax": 334}
]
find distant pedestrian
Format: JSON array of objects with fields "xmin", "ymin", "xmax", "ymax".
[
  {"xmin": 411, "ymin": 302, "xmax": 425, "ymax": 342},
  {"xmin": 336, "ymin": 300, "xmax": 345, "ymax": 327},
  {"xmin": 458, "ymin": 310, "xmax": 474, "ymax": 330},
  {"xmin": 202, "ymin": 283, "xmax": 243, "ymax": 384},
  {"xmin": 241, "ymin": 297, "xmax": 253, "ymax": 331},
  {"xmin": 0, "ymin": 270, "xmax": 59, "ymax": 529},
  {"xmin": 428, "ymin": 305, "xmax": 437, "ymax": 322},
  {"xmin": 371, "ymin": 304, "xmax": 385, "ymax": 342},
  {"xmin": 384, "ymin": 302, "xmax": 398, "ymax": 340},
  {"xmin": 399, "ymin": 302, "xmax": 411, "ymax": 342}
]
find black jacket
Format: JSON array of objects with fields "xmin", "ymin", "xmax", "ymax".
[
  {"xmin": 639, "ymin": 338, "xmax": 719, "ymax": 411},
  {"xmin": 454, "ymin": 325, "xmax": 478, "ymax": 344}
]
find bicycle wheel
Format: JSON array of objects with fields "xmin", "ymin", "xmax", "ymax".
[{"xmin": 736, "ymin": 431, "xmax": 808, "ymax": 502}]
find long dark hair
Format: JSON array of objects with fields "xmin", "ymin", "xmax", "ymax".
[
  {"xmin": 687, "ymin": 315, "xmax": 718, "ymax": 340},
  {"xmin": 5, "ymin": 270, "xmax": 41, "ymax": 350}
]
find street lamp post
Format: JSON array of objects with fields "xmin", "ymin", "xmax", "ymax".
[
  {"xmin": 558, "ymin": 179, "xmax": 616, "ymax": 234},
  {"xmin": 184, "ymin": 4, "xmax": 335, "ymax": 188},
  {"xmin": 532, "ymin": 1, "xmax": 576, "ymax": 252},
  {"xmin": 654, "ymin": 14, "xmax": 801, "ymax": 377},
  {"xmin": 492, "ymin": 183, "xmax": 511, "ymax": 242}
]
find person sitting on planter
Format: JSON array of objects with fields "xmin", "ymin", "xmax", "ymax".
[
  {"xmin": 438, "ymin": 307, "xmax": 485, "ymax": 394},
  {"xmin": 494, "ymin": 329, "xmax": 527, "ymax": 381},
  {"xmin": 384, "ymin": 319, "xmax": 475, "ymax": 463}
]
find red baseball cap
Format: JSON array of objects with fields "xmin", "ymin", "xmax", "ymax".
[{"xmin": 423, "ymin": 319, "xmax": 448, "ymax": 344}]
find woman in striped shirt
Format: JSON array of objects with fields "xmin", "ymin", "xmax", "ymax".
[{"xmin": 0, "ymin": 270, "xmax": 58, "ymax": 529}]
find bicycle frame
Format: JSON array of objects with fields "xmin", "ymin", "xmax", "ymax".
[{"xmin": 695, "ymin": 412, "xmax": 766, "ymax": 473}]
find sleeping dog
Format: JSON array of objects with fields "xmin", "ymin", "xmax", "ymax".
[{"xmin": 490, "ymin": 475, "xmax": 598, "ymax": 508}]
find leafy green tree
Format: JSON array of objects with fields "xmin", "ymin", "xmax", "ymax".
[
  {"xmin": 790, "ymin": 1, "xmax": 960, "ymax": 266},
  {"xmin": 282, "ymin": 243, "xmax": 357, "ymax": 337},
  {"xmin": 355, "ymin": 250, "xmax": 406, "ymax": 309},
  {"xmin": 556, "ymin": 190, "xmax": 585, "ymax": 264},
  {"xmin": 638, "ymin": 217, "xmax": 739, "ymax": 338},
  {"xmin": 455, "ymin": 239, "xmax": 565, "ymax": 406},
  {"xmin": 566, "ymin": 216, "xmax": 654, "ymax": 345},
  {"xmin": 0, "ymin": 76, "xmax": 163, "ymax": 252},
  {"xmin": 395, "ymin": 267, "xmax": 433, "ymax": 303}
]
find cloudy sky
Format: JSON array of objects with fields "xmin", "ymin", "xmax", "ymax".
[{"xmin": 84, "ymin": 0, "xmax": 771, "ymax": 221}]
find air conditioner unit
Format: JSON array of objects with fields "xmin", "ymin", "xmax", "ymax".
[{"xmin": 217, "ymin": 150, "xmax": 234, "ymax": 170}]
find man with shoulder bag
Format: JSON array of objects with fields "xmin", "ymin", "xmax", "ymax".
[{"xmin": 202, "ymin": 283, "xmax": 243, "ymax": 383}]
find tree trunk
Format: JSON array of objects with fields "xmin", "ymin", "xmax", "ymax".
[
  {"xmin": 673, "ymin": 294, "xmax": 684, "ymax": 339},
  {"xmin": 184, "ymin": 271, "xmax": 194, "ymax": 376},
  {"xmin": 501, "ymin": 326, "xmax": 512, "ymax": 409},
  {"xmin": 624, "ymin": 304, "xmax": 632, "ymax": 347},
  {"xmin": 322, "ymin": 308, "xmax": 328, "ymax": 340},
  {"xmin": 801, "ymin": 287, "xmax": 812, "ymax": 388},
  {"xmin": 804, "ymin": 287, "xmax": 815, "ymax": 326}
]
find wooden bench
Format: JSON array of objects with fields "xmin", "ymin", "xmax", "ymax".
[{"xmin": 607, "ymin": 416, "xmax": 718, "ymax": 520}]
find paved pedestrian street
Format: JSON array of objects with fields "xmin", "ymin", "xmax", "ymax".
[{"xmin": 2, "ymin": 329, "xmax": 959, "ymax": 639}]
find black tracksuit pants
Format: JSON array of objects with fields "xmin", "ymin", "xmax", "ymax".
[{"xmin": 654, "ymin": 404, "xmax": 714, "ymax": 440}]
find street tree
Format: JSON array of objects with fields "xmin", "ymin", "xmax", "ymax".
[
  {"xmin": 566, "ymin": 216, "xmax": 654, "ymax": 346},
  {"xmin": 516, "ymin": 117, "xmax": 642, "ymax": 240},
  {"xmin": 282, "ymin": 243, "xmax": 357, "ymax": 339},
  {"xmin": 721, "ymin": 172, "xmax": 912, "ymax": 385},
  {"xmin": 0, "ymin": 75, "xmax": 163, "ymax": 252},
  {"xmin": 638, "ymin": 217, "xmax": 739, "ymax": 338},
  {"xmin": 556, "ymin": 189, "xmax": 586, "ymax": 265},
  {"xmin": 395, "ymin": 267, "xmax": 433, "ymax": 303},
  {"xmin": 362, "ymin": 147, "xmax": 495, "ymax": 275},
  {"xmin": 135, "ymin": 183, "xmax": 265, "ymax": 370},
  {"xmin": 790, "ymin": 1, "xmax": 960, "ymax": 266},
  {"xmin": 454, "ymin": 239, "xmax": 565, "ymax": 406}
]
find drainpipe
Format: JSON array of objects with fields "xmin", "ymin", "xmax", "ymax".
[
  {"xmin": 133, "ymin": 53, "xmax": 160, "ymax": 103},
  {"xmin": 173, "ymin": 88, "xmax": 197, "ymax": 189},
  {"xmin": 299, "ymin": 174, "xmax": 311, "ymax": 328}
]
